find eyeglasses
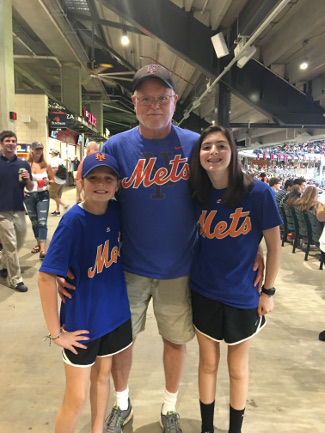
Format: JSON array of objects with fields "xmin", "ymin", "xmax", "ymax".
[{"xmin": 135, "ymin": 94, "xmax": 175, "ymax": 106}]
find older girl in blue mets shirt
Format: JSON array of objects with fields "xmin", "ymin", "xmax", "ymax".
[{"xmin": 189, "ymin": 125, "xmax": 282, "ymax": 433}]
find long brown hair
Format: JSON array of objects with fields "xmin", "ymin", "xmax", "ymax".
[
  {"xmin": 295, "ymin": 186, "xmax": 320, "ymax": 212},
  {"xmin": 189, "ymin": 125, "xmax": 253, "ymax": 208},
  {"xmin": 28, "ymin": 149, "xmax": 47, "ymax": 169}
]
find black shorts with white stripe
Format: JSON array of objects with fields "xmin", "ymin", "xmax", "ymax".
[{"xmin": 191, "ymin": 290, "xmax": 266, "ymax": 345}]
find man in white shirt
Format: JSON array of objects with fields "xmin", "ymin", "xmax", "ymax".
[{"xmin": 49, "ymin": 148, "xmax": 69, "ymax": 216}]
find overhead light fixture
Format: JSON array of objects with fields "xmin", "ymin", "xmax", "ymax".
[
  {"xmin": 299, "ymin": 40, "xmax": 309, "ymax": 70},
  {"xmin": 299, "ymin": 59, "xmax": 309, "ymax": 70},
  {"xmin": 121, "ymin": 31, "xmax": 129, "ymax": 46}
]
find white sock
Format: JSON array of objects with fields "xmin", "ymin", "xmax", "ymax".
[
  {"xmin": 161, "ymin": 388, "xmax": 178, "ymax": 414},
  {"xmin": 116, "ymin": 386, "xmax": 129, "ymax": 411}
]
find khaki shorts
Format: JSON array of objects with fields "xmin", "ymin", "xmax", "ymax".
[
  {"xmin": 49, "ymin": 182, "xmax": 64, "ymax": 199},
  {"xmin": 124, "ymin": 271, "xmax": 195, "ymax": 344}
]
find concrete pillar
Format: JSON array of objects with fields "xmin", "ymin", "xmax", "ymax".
[
  {"xmin": 320, "ymin": 155, "xmax": 325, "ymax": 186},
  {"xmin": 62, "ymin": 64, "xmax": 82, "ymax": 115},
  {"xmin": 0, "ymin": 0, "xmax": 16, "ymax": 131},
  {"xmin": 90, "ymin": 101, "xmax": 103, "ymax": 136}
]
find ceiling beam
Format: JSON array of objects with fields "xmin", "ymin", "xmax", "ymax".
[
  {"xmin": 67, "ymin": 12, "xmax": 144, "ymax": 35},
  {"xmin": 104, "ymin": 0, "xmax": 218, "ymax": 78},
  {"xmin": 104, "ymin": 0, "xmax": 325, "ymax": 128}
]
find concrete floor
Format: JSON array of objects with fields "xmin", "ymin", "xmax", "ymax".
[{"xmin": 0, "ymin": 186, "xmax": 324, "ymax": 433}]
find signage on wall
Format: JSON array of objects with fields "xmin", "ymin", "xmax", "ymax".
[
  {"xmin": 50, "ymin": 111, "xmax": 67, "ymax": 128},
  {"xmin": 55, "ymin": 129, "xmax": 78, "ymax": 145},
  {"xmin": 83, "ymin": 107, "xmax": 97, "ymax": 127},
  {"xmin": 17, "ymin": 144, "xmax": 30, "ymax": 160}
]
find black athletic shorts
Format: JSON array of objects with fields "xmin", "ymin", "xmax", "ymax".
[
  {"xmin": 191, "ymin": 290, "xmax": 266, "ymax": 345},
  {"xmin": 62, "ymin": 318, "xmax": 132, "ymax": 367}
]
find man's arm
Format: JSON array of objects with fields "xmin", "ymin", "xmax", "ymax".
[
  {"xmin": 57, "ymin": 269, "xmax": 76, "ymax": 302},
  {"xmin": 46, "ymin": 164, "xmax": 55, "ymax": 184},
  {"xmin": 75, "ymin": 161, "xmax": 83, "ymax": 203},
  {"xmin": 252, "ymin": 243, "xmax": 265, "ymax": 291},
  {"xmin": 76, "ymin": 180, "xmax": 82, "ymax": 203},
  {"xmin": 22, "ymin": 169, "xmax": 34, "ymax": 191}
]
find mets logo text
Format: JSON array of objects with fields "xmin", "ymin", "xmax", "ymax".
[
  {"xmin": 88, "ymin": 239, "xmax": 120, "ymax": 278},
  {"xmin": 122, "ymin": 155, "xmax": 189, "ymax": 189},
  {"xmin": 199, "ymin": 208, "xmax": 252, "ymax": 239}
]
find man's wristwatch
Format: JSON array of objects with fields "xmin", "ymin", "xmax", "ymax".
[{"xmin": 261, "ymin": 285, "xmax": 276, "ymax": 296}]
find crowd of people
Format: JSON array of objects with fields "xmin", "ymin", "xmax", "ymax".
[
  {"xmin": 0, "ymin": 64, "xmax": 324, "ymax": 433},
  {"xmin": 246, "ymin": 164, "xmax": 325, "ymax": 191},
  {"xmin": 253, "ymin": 140, "xmax": 325, "ymax": 158},
  {"xmin": 260, "ymin": 172, "xmax": 325, "ymax": 343}
]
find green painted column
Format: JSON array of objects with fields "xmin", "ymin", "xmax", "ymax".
[
  {"xmin": 62, "ymin": 64, "xmax": 82, "ymax": 115},
  {"xmin": 0, "ymin": 0, "xmax": 16, "ymax": 131}
]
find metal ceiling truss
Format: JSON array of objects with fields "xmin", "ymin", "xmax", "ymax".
[
  {"xmin": 67, "ymin": 11, "xmax": 143, "ymax": 35},
  {"xmin": 104, "ymin": 0, "xmax": 325, "ymax": 130},
  {"xmin": 74, "ymin": 20, "xmax": 136, "ymax": 79}
]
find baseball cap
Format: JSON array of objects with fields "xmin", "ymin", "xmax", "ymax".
[
  {"xmin": 132, "ymin": 64, "xmax": 175, "ymax": 92},
  {"xmin": 31, "ymin": 141, "xmax": 44, "ymax": 150},
  {"xmin": 51, "ymin": 147, "xmax": 60, "ymax": 154},
  {"xmin": 82, "ymin": 152, "xmax": 120, "ymax": 178}
]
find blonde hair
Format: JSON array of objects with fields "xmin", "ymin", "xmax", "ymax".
[
  {"xmin": 27, "ymin": 150, "xmax": 48, "ymax": 169},
  {"xmin": 296, "ymin": 186, "xmax": 320, "ymax": 212}
]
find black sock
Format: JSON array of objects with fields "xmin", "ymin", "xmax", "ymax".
[
  {"xmin": 228, "ymin": 405, "xmax": 245, "ymax": 433},
  {"xmin": 200, "ymin": 400, "xmax": 215, "ymax": 433}
]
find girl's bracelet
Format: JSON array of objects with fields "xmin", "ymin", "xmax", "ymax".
[{"xmin": 43, "ymin": 327, "xmax": 63, "ymax": 346}]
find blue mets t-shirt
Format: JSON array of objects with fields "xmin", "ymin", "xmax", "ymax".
[
  {"xmin": 39, "ymin": 202, "xmax": 131, "ymax": 342},
  {"xmin": 190, "ymin": 180, "xmax": 282, "ymax": 309},
  {"xmin": 102, "ymin": 125, "xmax": 200, "ymax": 279}
]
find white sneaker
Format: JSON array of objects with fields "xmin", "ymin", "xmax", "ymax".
[{"xmin": 64, "ymin": 204, "xmax": 71, "ymax": 213}]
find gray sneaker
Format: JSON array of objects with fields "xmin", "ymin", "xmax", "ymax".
[
  {"xmin": 104, "ymin": 398, "xmax": 133, "ymax": 432},
  {"xmin": 160, "ymin": 411, "xmax": 182, "ymax": 433},
  {"xmin": 15, "ymin": 282, "xmax": 28, "ymax": 292}
]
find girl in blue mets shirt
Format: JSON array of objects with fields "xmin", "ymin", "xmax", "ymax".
[
  {"xmin": 189, "ymin": 126, "xmax": 282, "ymax": 433},
  {"xmin": 38, "ymin": 153, "xmax": 132, "ymax": 433}
]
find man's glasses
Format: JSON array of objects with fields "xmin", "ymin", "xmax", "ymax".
[{"xmin": 135, "ymin": 95, "xmax": 175, "ymax": 106}]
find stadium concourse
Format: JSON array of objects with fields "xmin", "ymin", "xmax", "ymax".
[{"xmin": 0, "ymin": 185, "xmax": 324, "ymax": 433}]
